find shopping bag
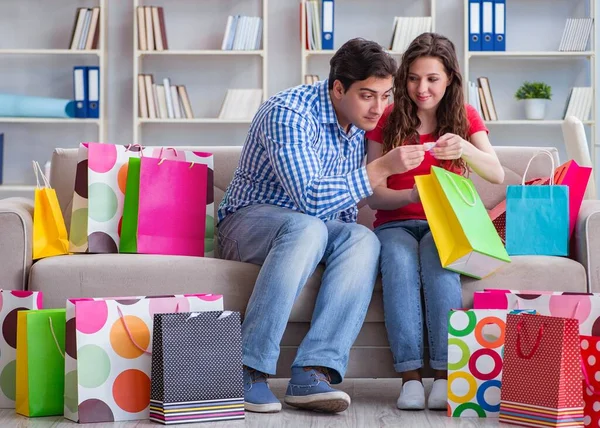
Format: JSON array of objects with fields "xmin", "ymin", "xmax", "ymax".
[
  {"xmin": 32, "ymin": 161, "xmax": 69, "ymax": 259},
  {"xmin": 580, "ymin": 335, "xmax": 600, "ymax": 427},
  {"xmin": 63, "ymin": 294, "xmax": 224, "ymax": 423},
  {"xmin": 149, "ymin": 311, "xmax": 244, "ymax": 424},
  {"xmin": 473, "ymin": 289, "xmax": 600, "ymax": 336},
  {"xmin": 500, "ymin": 314, "xmax": 583, "ymax": 426},
  {"xmin": 15, "ymin": 309, "xmax": 66, "ymax": 417},
  {"xmin": 415, "ymin": 166, "xmax": 510, "ymax": 279},
  {"xmin": 554, "ymin": 159, "xmax": 592, "ymax": 238},
  {"xmin": 69, "ymin": 142, "xmax": 91, "ymax": 253},
  {"xmin": 0, "ymin": 290, "xmax": 43, "ymax": 408},
  {"xmin": 488, "ymin": 177, "xmax": 549, "ymax": 243},
  {"xmin": 506, "ymin": 150, "xmax": 569, "ymax": 256},
  {"xmin": 447, "ymin": 309, "xmax": 536, "ymax": 418},
  {"xmin": 136, "ymin": 157, "xmax": 207, "ymax": 257},
  {"xmin": 119, "ymin": 157, "xmax": 141, "ymax": 254}
]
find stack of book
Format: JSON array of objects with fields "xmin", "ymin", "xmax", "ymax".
[
  {"xmin": 221, "ymin": 16, "xmax": 263, "ymax": 50},
  {"xmin": 389, "ymin": 17, "xmax": 432, "ymax": 53},
  {"xmin": 563, "ymin": 87, "xmax": 593, "ymax": 121},
  {"xmin": 137, "ymin": 6, "xmax": 168, "ymax": 51},
  {"xmin": 69, "ymin": 7, "xmax": 100, "ymax": 50},
  {"xmin": 218, "ymin": 89, "xmax": 263, "ymax": 120},
  {"xmin": 558, "ymin": 18, "xmax": 594, "ymax": 51},
  {"xmin": 468, "ymin": 77, "xmax": 497, "ymax": 121},
  {"xmin": 304, "ymin": 74, "xmax": 320, "ymax": 84},
  {"xmin": 137, "ymin": 75, "xmax": 193, "ymax": 119}
]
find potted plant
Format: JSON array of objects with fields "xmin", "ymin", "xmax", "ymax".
[{"xmin": 515, "ymin": 81, "xmax": 552, "ymax": 120}]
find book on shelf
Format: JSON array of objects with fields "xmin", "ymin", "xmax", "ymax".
[
  {"xmin": 69, "ymin": 7, "xmax": 100, "ymax": 50},
  {"xmin": 563, "ymin": 87, "xmax": 593, "ymax": 121},
  {"xmin": 389, "ymin": 17, "xmax": 432, "ymax": 53},
  {"xmin": 558, "ymin": 18, "xmax": 593, "ymax": 52},
  {"xmin": 137, "ymin": 6, "xmax": 168, "ymax": 51},
  {"xmin": 469, "ymin": 77, "xmax": 497, "ymax": 121},
  {"xmin": 304, "ymin": 74, "xmax": 320, "ymax": 84},
  {"xmin": 303, "ymin": 0, "xmax": 334, "ymax": 50},
  {"xmin": 218, "ymin": 89, "xmax": 263, "ymax": 120},
  {"xmin": 221, "ymin": 15, "xmax": 263, "ymax": 50},
  {"xmin": 73, "ymin": 66, "xmax": 100, "ymax": 119},
  {"xmin": 137, "ymin": 74, "xmax": 193, "ymax": 119}
]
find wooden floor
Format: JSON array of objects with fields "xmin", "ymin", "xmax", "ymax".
[{"xmin": 1, "ymin": 379, "xmax": 511, "ymax": 427}]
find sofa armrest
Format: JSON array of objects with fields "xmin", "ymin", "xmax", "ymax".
[
  {"xmin": 575, "ymin": 200, "xmax": 600, "ymax": 292},
  {"xmin": 0, "ymin": 198, "xmax": 33, "ymax": 291}
]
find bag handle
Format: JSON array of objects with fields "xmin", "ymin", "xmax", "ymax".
[
  {"xmin": 32, "ymin": 161, "xmax": 51, "ymax": 189},
  {"xmin": 48, "ymin": 317, "xmax": 65, "ymax": 359},
  {"xmin": 444, "ymin": 171, "xmax": 476, "ymax": 207},
  {"xmin": 516, "ymin": 319, "xmax": 544, "ymax": 359},
  {"xmin": 522, "ymin": 150, "xmax": 555, "ymax": 186},
  {"xmin": 116, "ymin": 303, "xmax": 181, "ymax": 355}
]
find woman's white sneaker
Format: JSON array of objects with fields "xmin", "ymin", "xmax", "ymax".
[
  {"xmin": 397, "ymin": 380, "xmax": 425, "ymax": 410},
  {"xmin": 427, "ymin": 379, "xmax": 448, "ymax": 410}
]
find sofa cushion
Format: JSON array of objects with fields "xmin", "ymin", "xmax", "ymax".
[{"xmin": 29, "ymin": 253, "xmax": 586, "ymax": 322}]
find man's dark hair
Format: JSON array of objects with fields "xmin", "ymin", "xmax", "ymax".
[{"xmin": 328, "ymin": 38, "xmax": 397, "ymax": 91}]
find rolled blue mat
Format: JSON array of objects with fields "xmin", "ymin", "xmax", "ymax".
[{"xmin": 0, "ymin": 93, "xmax": 76, "ymax": 118}]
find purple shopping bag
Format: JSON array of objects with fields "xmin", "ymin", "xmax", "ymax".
[{"xmin": 137, "ymin": 157, "xmax": 207, "ymax": 256}]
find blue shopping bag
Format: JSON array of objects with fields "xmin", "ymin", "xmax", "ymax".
[{"xmin": 505, "ymin": 151, "xmax": 569, "ymax": 256}]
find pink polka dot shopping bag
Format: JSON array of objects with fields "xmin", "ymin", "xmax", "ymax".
[
  {"xmin": 500, "ymin": 314, "xmax": 583, "ymax": 426},
  {"xmin": 0, "ymin": 290, "xmax": 43, "ymax": 409},
  {"xmin": 63, "ymin": 293, "xmax": 223, "ymax": 423}
]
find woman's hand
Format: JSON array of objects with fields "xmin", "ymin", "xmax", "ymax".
[
  {"xmin": 410, "ymin": 184, "xmax": 420, "ymax": 204},
  {"xmin": 431, "ymin": 133, "xmax": 465, "ymax": 160}
]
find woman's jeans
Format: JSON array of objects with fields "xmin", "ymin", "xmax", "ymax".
[{"xmin": 375, "ymin": 220, "xmax": 462, "ymax": 372}]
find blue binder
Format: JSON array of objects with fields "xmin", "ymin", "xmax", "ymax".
[
  {"xmin": 321, "ymin": 0, "xmax": 334, "ymax": 50},
  {"xmin": 73, "ymin": 66, "xmax": 88, "ymax": 118},
  {"xmin": 493, "ymin": 0, "xmax": 506, "ymax": 51},
  {"xmin": 481, "ymin": 0, "xmax": 494, "ymax": 51},
  {"xmin": 87, "ymin": 66, "xmax": 100, "ymax": 119},
  {"xmin": 469, "ymin": 0, "xmax": 481, "ymax": 51}
]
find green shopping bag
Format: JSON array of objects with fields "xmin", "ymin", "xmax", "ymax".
[
  {"xmin": 15, "ymin": 309, "xmax": 66, "ymax": 417},
  {"xmin": 415, "ymin": 166, "xmax": 510, "ymax": 279},
  {"xmin": 120, "ymin": 157, "xmax": 141, "ymax": 253}
]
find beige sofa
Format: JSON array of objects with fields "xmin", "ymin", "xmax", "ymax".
[{"xmin": 0, "ymin": 145, "xmax": 599, "ymax": 378}]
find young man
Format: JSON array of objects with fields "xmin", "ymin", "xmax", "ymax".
[{"xmin": 217, "ymin": 38, "xmax": 423, "ymax": 414}]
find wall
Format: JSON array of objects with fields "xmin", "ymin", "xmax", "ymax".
[{"xmin": 0, "ymin": 0, "xmax": 597, "ymax": 191}]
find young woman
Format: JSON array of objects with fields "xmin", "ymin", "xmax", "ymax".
[{"xmin": 365, "ymin": 33, "xmax": 504, "ymax": 410}]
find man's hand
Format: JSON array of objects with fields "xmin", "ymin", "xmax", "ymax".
[
  {"xmin": 431, "ymin": 133, "xmax": 465, "ymax": 160},
  {"xmin": 383, "ymin": 145, "xmax": 425, "ymax": 174}
]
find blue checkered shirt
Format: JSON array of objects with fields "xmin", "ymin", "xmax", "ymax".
[{"xmin": 218, "ymin": 79, "xmax": 373, "ymax": 224}]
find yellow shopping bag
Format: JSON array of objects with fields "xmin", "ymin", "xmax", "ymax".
[{"xmin": 32, "ymin": 161, "xmax": 69, "ymax": 259}]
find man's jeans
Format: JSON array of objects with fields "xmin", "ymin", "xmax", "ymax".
[
  {"xmin": 218, "ymin": 204, "xmax": 380, "ymax": 384},
  {"xmin": 375, "ymin": 220, "xmax": 462, "ymax": 372}
]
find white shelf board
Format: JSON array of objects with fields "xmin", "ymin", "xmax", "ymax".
[
  {"xmin": 136, "ymin": 50, "xmax": 264, "ymax": 57},
  {"xmin": 469, "ymin": 51, "xmax": 595, "ymax": 58},
  {"xmin": 303, "ymin": 49, "xmax": 404, "ymax": 58},
  {"xmin": 484, "ymin": 120, "xmax": 595, "ymax": 125},
  {"xmin": 138, "ymin": 118, "xmax": 253, "ymax": 124},
  {"xmin": 0, "ymin": 185, "xmax": 35, "ymax": 191},
  {"xmin": 0, "ymin": 49, "xmax": 100, "ymax": 55},
  {"xmin": 0, "ymin": 117, "xmax": 100, "ymax": 124}
]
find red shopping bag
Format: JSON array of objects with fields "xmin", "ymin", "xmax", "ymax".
[
  {"xmin": 136, "ymin": 157, "xmax": 208, "ymax": 257},
  {"xmin": 488, "ymin": 177, "xmax": 549, "ymax": 243},
  {"xmin": 500, "ymin": 314, "xmax": 583, "ymax": 426},
  {"xmin": 553, "ymin": 160, "xmax": 592, "ymax": 238},
  {"xmin": 581, "ymin": 336, "xmax": 600, "ymax": 427}
]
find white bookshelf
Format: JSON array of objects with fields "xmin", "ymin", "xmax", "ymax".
[
  {"xmin": 132, "ymin": 0, "xmax": 268, "ymax": 144},
  {"xmin": 300, "ymin": 0, "xmax": 436, "ymax": 85},
  {"xmin": 462, "ymin": 0, "xmax": 597, "ymax": 167},
  {"xmin": 0, "ymin": 1, "xmax": 108, "ymax": 194}
]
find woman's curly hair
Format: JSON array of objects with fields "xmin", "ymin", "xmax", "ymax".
[{"xmin": 382, "ymin": 32, "xmax": 469, "ymax": 174}]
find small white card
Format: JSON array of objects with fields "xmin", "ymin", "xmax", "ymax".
[{"xmin": 423, "ymin": 142, "xmax": 436, "ymax": 151}]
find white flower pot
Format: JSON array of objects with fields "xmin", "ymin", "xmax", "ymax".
[{"xmin": 523, "ymin": 99, "xmax": 547, "ymax": 120}]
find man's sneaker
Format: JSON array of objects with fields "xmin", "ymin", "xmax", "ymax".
[
  {"xmin": 284, "ymin": 366, "xmax": 351, "ymax": 413},
  {"xmin": 243, "ymin": 366, "xmax": 282, "ymax": 413}
]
